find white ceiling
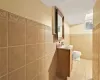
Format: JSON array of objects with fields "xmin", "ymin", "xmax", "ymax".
[{"xmin": 41, "ymin": 0, "xmax": 96, "ymax": 25}]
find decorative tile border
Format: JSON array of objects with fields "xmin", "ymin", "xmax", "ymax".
[
  {"xmin": 8, "ymin": 13, "xmax": 26, "ymax": 24},
  {"xmin": 0, "ymin": 9, "xmax": 52, "ymax": 31},
  {"xmin": 0, "ymin": 9, "xmax": 8, "ymax": 19},
  {"xmin": 8, "ymin": 13, "xmax": 19, "ymax": 22},
  {"xmin": 26, "ymin": 19, "xmax": 38, "ymax": 27}
]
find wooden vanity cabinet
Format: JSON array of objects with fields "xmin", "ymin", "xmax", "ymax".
[{"xmin": 56, "ymin": 47, "xmax": 73, "ymax": 78}]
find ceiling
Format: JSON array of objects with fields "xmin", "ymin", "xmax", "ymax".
[{"xmin": 41, "ymin": 0, "xmax": 96, "ymax": 25}]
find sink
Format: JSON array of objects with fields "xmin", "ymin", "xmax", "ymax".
[
  {"xmin": 60, "ymin": 45, "xmax": 73, "ymax": 49},
  {"xmin": 66, "ymin": 45, "xmax": 73, "ymax": 49}
]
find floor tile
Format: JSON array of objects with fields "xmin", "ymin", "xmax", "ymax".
[{"xmin": 68, "ymin": 59, "xmax": 92, "ymax": 80}]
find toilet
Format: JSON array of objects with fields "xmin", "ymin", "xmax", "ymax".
[{"xmin": 72, "ymin": 51, "xmax": 82, "ymax": 61}]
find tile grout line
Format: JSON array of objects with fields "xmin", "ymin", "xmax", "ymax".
[
  {"xmin": 0, "ymin": 42, "xmax": 54, "ymax": 49},
  {"xmin": 0, "ymin": 65, "xmax": 25, "ymax": 79},
  {"xmin": 9, "ymin": 44, "xmax": 35, "ymax": 47},
  {"xmin": 26, "ymin": 60, "xmax": 37, "ymax": 66},
  {"xmin": 0, "ymin": 74, "xmax": 8, "ymax": 79},
  {"xmin": 35, "ymin": 29, "xmax": 38, "ymax": 79},
  {"xmin": 32, "ymin": 75, "xmax": 38, "ymax": 80},
  {"xmin": 25, "ymin": 19, "xmax": 27, "ymax": 80},
  {"xmin": 7, "ymin": 12, "xmax": 9, "ymax": 80},
  {"xmin": 0, "ymin": 43, "xmax": 54, "ymax": 48},
  {"xmin": 9, "ymin": 65, "xmax": 25, "ymax": 74},
  {"xmin": 35, "ymin": 28, "xmax": 46, "ymax": 79},
  {"xmin": 36, "ymin": 50, "xmax": 54, "ymax": 61},
  {"xmin": 0, "ymin": 47, "xmax": 7, "ymax": 49}
]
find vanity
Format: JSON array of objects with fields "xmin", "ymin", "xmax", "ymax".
[
  {"xmin": 52, "ymin": 7, "xmax": 73, "ymax": 79},
  {"xmin": 56, "ymin": 45, "xmax": 73, "ymax": 79}
]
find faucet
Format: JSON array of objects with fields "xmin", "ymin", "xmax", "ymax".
[{"xmin": 61, "ymin": 41, "xmax": 64, "ymax": 46}]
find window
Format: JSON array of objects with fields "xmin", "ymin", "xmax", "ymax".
[
  {"xmin": 85, "ymin": 10, "xmax": 93, "ymax": 30},
  {"xmin": 85, "ymin": 20, "xmax": 93, "ymax": 30}
]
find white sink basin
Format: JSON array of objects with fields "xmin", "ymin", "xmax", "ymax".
[
  {"xmin": 66, "ymin": 45, "xmax": 73, "ymax": 49},
  {"xmin": 60, "ymin": 45, "xmax": 73, "ymax": 49}
]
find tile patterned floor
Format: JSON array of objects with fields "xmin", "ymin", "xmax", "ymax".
[{"xmin": 68, "ymin": 59, "xmax": 92, "ymax": 80}]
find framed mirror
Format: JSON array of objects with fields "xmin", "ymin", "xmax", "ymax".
[{"xmin": 52, "ymin": 6, "xmax": 64, "ymax": 41}]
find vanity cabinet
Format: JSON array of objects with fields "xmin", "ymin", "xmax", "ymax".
[{"xmin": 56, "ymin": 47, "xmax": 73, "ymax": 78}]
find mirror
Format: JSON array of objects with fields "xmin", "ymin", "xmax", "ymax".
[
  {"xmin": 52, "ymin": 6, "xmax": 64, "ymax": 41},
  {"xmin": 56, "ymin": 7, "xmax": 64, "ymax": 40},
  {"xmin": 58, "ymin": 13, "xmax": 63, "ymax": 40}
]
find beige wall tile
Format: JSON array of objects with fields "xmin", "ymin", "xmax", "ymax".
[
  {"xmin": 0, "ymin": 9, "xmax": 8, "ymax": 19},
  {"xmin": 43, "ymin": 72, "xmax": 49, "ymax": 80},
  {"xmin": 33, "ymin": 76, "xmax": 37, "ymax": 80},
  {"xmin": 45, "ymin": 30, "xmax": 53, "ymax": 42},
  {"xmin": 36, "ymin": 23, "xmax": 45, "ymax": 29},
  {"xmin": 45, "ymin": 43, "xmax": 50, "ymax": 55},
  {"xmin": 0, "ymin": 9, "xmax": 8, "ymax": 47},
  {"xmin": 8, "ymin": 13, "xmax": 25, "ymax": 46},
  {"xmin": 45, "ymin": 43, "xmax": 54, "ymax": 55},
  {"xmin": 0, "ymin": 8, "xmax": 70, "ymax": 80},
  {"xmin": 37, "ymin": 73, "xmax": 45, "ymax": 80},
  {"xmin": 37, "ymin": 58, "xmax": 45, "ymax": 74},
  {"xmin": 37, "ymin": 29, "xmax": 45, "ymax": 43},
  {"xmin": 8, "ymin": 46, "xmax": 25, "ymax": 72},
  {"xmin": 26, "ymin": 61, "xmax": 37, "ymax": 80},
  {"xmin": 93, "ymin": 24, "xmax": 100, "ymax": 80},
  {"xmin": 36, "ymin": 44, "xmax": 44, "ymax": 59},
  {"xmin": 70, "ymin": 34, "xmax": 92, "ymax": 59},
  {"xmin": 0, "ymin": 48, "xmax": 7, "ymax": 77},
  {"xmin": 0, "ymin": 75, "xmax": 7, "ymax": 80},
  {"xmin": 48, "ymin": 54, "xmax": 57, "ymax": 76},
  {"xmin": 26, "ymin": 45, "xmax": 37, "ymax": 64},
  {"xmin": 8, "ymin": 67, "xmax": 25, "ymax": 80},
  {"xmin": 44, "ymin": 56, "xmax": 50, "ymax": 71},
  {"xmin": 26, "ymin": 20, "xmax": 37, "ymax": 44},
  {"xmin": 26, "ymin": 19, "xmax": 37, "ymax": 27}
]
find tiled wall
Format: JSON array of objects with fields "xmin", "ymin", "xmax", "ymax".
[
  {"xmin": 70, "ymin": 24, "xmax": 92, "ymax": 60},
  {"xmin": 70, "ymin": 34, "xmax": 92, "ymax": 60},
  {"xmin": 0, "ymin": 9, "xmax": 57, "ymax": 80},
  {"xmin": 93, "ymin": 0, "xmax": 100, "ymax": 79},
  {"xmin": 93, "ymin": 23, "xmax": 100, "ymax": 80}
]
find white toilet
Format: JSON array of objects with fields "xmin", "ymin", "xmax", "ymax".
[{"xmin": 72, "ymin": 51, "xmax": 82, "ymax": 61}]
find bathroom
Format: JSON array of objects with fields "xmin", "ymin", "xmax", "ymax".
[{"xmin": 0, "ymin": 0, "xmax": 94, "ymax": 80}]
